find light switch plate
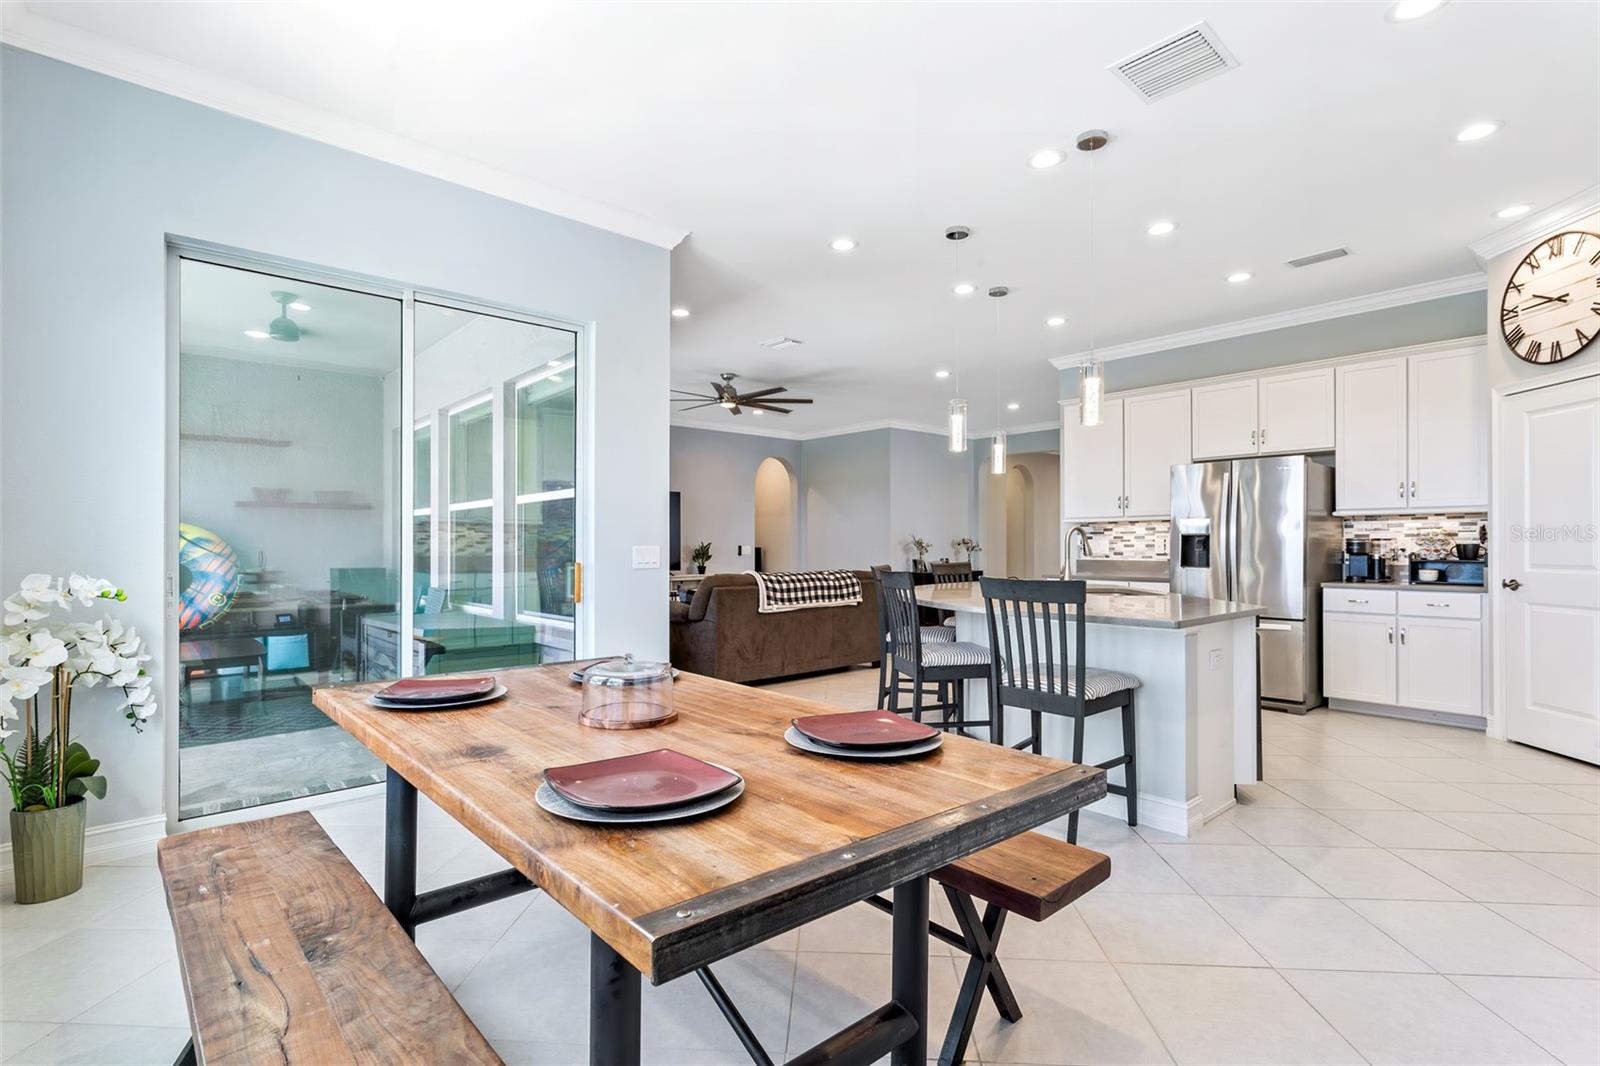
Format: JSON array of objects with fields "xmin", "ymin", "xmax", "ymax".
[
  {"xmin": 1208, "ymin": 649, "xmax": 1224, "ymax": 671},
  {"xmin": 632, "ymin": 545, "xmax": 661, "ymax": 570}
]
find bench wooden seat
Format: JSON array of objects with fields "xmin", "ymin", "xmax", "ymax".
[{"xmin": 157, "ymin": 811, "xmax": 501, "ymax": 1066}]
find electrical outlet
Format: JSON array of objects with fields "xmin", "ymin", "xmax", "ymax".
[
  {"xmin": 1209, "ymin": 649, "xmax": 1224, "ymax": 671},
  {"xmin": 632, "ymin": 545, "xmax": 661, "ymax": 570}
]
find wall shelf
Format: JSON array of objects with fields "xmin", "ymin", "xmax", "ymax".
[
  {"xmin": 235, "ymin": 501, "xmax": 373, "ymax": 511},
  {"xmin": 182, "ymin": 433, "xmax": 293, "ymax": 448}
]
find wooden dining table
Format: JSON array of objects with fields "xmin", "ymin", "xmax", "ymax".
[{"xmin": 313, "ymin": 662, "xmax": 1104, "ymax": 1066}]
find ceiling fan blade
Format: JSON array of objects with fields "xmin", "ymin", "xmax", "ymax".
[
  {"xmin": 736, "ymin": 386, "xmax": 788, "ymax": 401},
  {"xmin": 676, "ymin": 401, "xmax": 722, "ymax": 411},
  {"xmin": 671, "ymin": 389, "xmax": 715, "ymax": 398},
  {"xmin": 743, "ymin": 402, "xmax": 793, "ymax": 414},
  {"xmin": 728, "ymin": 404, "xmax": 743, "ymax": 415},
  {"xmin": 759, "ymin": 396, "xmax": 812, "ymax": 404},
  {"xmin": 672, "ymin": 395, "xmax": 718, "ymax": 403}
]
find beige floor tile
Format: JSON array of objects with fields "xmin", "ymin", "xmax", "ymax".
[
  {"xmin": 1118, "ymin": 964, "xmax": 1362, "ymax": 1065},
  {"xmin": 1135, "ymin": 814, "xmax": 1254, "ymax": 846},
  {"xmin": 1450, "ymin": 975, "xmax": 1600, "ymax": 1066},
  {"xmin": 1430, "ymin": 811, "xmax": 1600, "ymax": 854},
  {"xmin": 1075, "ymin": 893, "xmax": 1265, "ymax": 966},
  {"xmin": 0, "ymin": 1024, "xmax": 59, "ymax": 1062},
  {"xmin": 1284, "ymin": 969, "xmax": 1558, "ymax": 1065},
  {"xmin": 1263, "ymin": 736, "xmax": 1373, "ymax": 759},
  {"xmin": 1319, "ymin": 808, "xmax": 1495, "ymax": 850},
  {"xmin": 1555, "ymin": 784, "xmax": 1600, "ymax": 805},
  {"xmin": 1149, "ymin": 844, "xmax": 1329, "ymax": 897},
  {"xmin": 1348, "ymin": 899, "xmax": 1596, "ymax": 977},
  {"xmin": 0, "ymin": 1023, "xmax": 192, "ymax": 1066},
  {"xmin": 1497, "ymin": 756, "xmax": 1600, "ymax": 786},
  {"xmin": 68, "ymin": 959, "xmax": 191, "ymax": 1029},
  {"xmin": 1488, "ymin": 904, "xmax": 1600, "ymax": 971},
  {"xmin": 1206, "ymin": 896, "xmax": 1429, "ymax": 973},
  {"xmin": 1234, "ymin": 781, "xmax": 1306, "ymax": 808},
  {"xmin": 1310, "ymin": 755, "xmax": 1441, "ymax": 782},
  {"xmin": 1227, "ymin": 807, "xmax": 1376, "ymax": 847},
  {"xmin": 1264, "ymin": 755, "xmax": 1344, "ymax": 781},
  {"xmin": 970, "ymin": 959, "xmax": 1171, "ymax": 1065},
  {"xmin": 796, "ymin": 896, "xmax": 951, "ymax": 956},
  {"xmin": 995, "ymin": 903, "xmax": 1105, "ymax": 962},
  {"xmin": 414, "ymin": 932, "xmax": 500, "ymax": 991},
  {"xmin": 1075, "ymin": 839, "xmax": 1195, "ymax": 895},
  {"xmin": 1388, "ymin": 757, "xmax": 1529, "ymax": 784},
  {"xmin": 1514, "ymin": 852, "xmax": 1600, "ymax": 896},
  {"xmin": 1392, "ymin": 849, "xmax": 1598, "ymax": 905},
  {"xmin": 1456, "ymin": 782, "xmax": 1600, "ymax": 815},
  {"xmin": 1363, "ymin": 780, "xmax": 1514, "ymax": 812},
  {"xmin": 787, "ymin": 950, "xmax": 959, "ymax": 1059},
  {"xmin": 1268, "ymin": 779, "xmax": 1408, "ymax": 810},
  {"xmin": 0, "ymin": 928, "xmax": 177, "ymax": 1023},
  {"xmin": 1271, "ymin": 846, "xmax": 1465, "ymax": 901},
  {"xmin": 1535, "ymin": 812, "xmax": 1600, "ymax": 844},
  {"xmin": 1342, "ymin": 735, "xmax": 1469, "ymax": 759}
]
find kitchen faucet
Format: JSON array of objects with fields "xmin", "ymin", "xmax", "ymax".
[{"xmin": 1061, "ymin": 526, "xmax": 1093, "ymax": 579}]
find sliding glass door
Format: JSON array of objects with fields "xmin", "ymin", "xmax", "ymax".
[{"xmin": 175, "ymin": 256, "xmax": 581, "ymax": 819}]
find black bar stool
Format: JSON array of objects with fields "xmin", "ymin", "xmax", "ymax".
[
  {"xmin": 979, "ymin": 576, "xmax": 1140, "ymax": 843},
  {"xmin": 872, "ymin": 565, "xmax": 954, "ymax": 710},
  {"xmin": 882, "ymin": 571, "xmax": 993, "ymax": 735}
]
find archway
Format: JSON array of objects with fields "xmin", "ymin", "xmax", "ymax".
[
  {"xmin": 754, "ymin": 456, "xmax": 798, "ymax": 572},
  {"xmin": 1005, "ymin": 464, "xmax": 1035, "ymax": 578}
]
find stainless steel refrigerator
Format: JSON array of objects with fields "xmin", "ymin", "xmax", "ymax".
[{"xmin": 1170, "ymin": 456, "xmax": 1340, "ymax": 714}]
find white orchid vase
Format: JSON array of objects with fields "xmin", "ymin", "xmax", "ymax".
[{"xmin": 1, "ymin": 574, "xmax": 154, "ymax": 812}]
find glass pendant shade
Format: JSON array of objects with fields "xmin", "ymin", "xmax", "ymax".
[
  {"xmin": 948, "ymin": 398, "xmax": 968, "ymax": 453},
  {"xmin": 1079, "ymin": 359, "xmax": 1105, "ymax": 427},
  {"xmin": 989, "ymin": 430, "xmax": 1007, "ymax": 475}
]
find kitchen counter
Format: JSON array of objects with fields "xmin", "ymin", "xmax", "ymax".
[
  {"xmin": 915, "ymin": 583, "xmax": 1265, "ymax": 629},
  {"xmin": 1321, "ymin": 580, "xmax": 1486, "ymax": 594}
]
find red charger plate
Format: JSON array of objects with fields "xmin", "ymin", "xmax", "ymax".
[
  {"xmin": 376, "ymin": 676, "xmax": 497, "ymax": 704},
  {"xmin": 544, "ymin": 749, "xmax": 740, "ymax": 812},
  {"xmin": 791, "ymin": 710, "xmax": 938, "ymax": 749}
]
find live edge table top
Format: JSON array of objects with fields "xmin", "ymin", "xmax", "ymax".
[{"xmin": 313, "ymin": 664, "xmax": 1103, "ymax": 984}]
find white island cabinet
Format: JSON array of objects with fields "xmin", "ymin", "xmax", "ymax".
[{"xmin": 916, "ymin": 584, "xmax": 1264, "ymax": 836}]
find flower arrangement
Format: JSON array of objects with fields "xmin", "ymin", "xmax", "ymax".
[
  {"xmin": 906, "ymin": 535, "xmax": 932, "ymax": 568},
  {"xmin": 1, "ymin": 574, "xmax": 154, "ymax": 813},
  {"xmin": 952, "ymin": 537, "xmax": 982, "ymax": 561}
]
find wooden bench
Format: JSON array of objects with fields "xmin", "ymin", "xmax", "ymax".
[{"xmin": 157, "ymin": 811, "xmax": 502, "ymax": 1066}]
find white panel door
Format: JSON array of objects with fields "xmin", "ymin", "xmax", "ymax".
[
  {"xmin": 1408, "ymin": 347, "xmax": 1489, "ymax": 510},
  {"xmin": 1123, "ymin": 389, "xmax": 1191, "ymax": 517},
  {"xmin": 1336, "ymin": 358, "xmax": 1408, "ymax": 512},
  {"xmin": 1062, "ymin": 398, "xmax": 1125, "ymax": 520},
  {"xmin": 1259, "ymin": 367, "xmax": 1335, "ymax": 454},
  {"xmin": 1322, "ymin": 612, "xmax": 1397, "ymax": 704},
  {"xmin": 1397, "ymin": 618, "xmax": 1483, "ymax": 717},
  {"xmin": 1191, "ymin": 380, "xmax": 1260, "ymax": 459},
  {"xmin": 1500, "ymin": 373, "xmax": 1600, "ymax": 764}
]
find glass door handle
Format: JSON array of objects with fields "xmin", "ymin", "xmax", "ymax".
[{"xmin": 574, "ymin": 562, "xmax": 583, "ymax": 604}]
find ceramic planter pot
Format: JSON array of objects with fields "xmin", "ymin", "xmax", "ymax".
[{"xmin": 9, "ymin": 801, "xmax": 87, "ymax": 904}]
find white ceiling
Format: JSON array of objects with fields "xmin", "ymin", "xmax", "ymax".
[{"xmin": 17, "ymin": 1, "xmax": 1597, "ymax": 436}]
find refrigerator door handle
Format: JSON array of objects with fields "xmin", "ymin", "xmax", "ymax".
[
  {"xmin": 1223, "ymin": 469, "xmax": 1236, "ymax": 601},
  {"xmin": 1257, "ymin": 621, "xmax": 1294, "ymax": 631}
]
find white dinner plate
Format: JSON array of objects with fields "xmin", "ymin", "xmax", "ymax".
[
  {"xmin": 783, "ymin": 725, "xmax": 943, "ymax": 760},
  {"xmin": 366, "ymin": 683, "xmax": 508, "ymax": 711},
  {"xmin": 534, "ymin": 776, "xmax": 745, "ymax": 825}
]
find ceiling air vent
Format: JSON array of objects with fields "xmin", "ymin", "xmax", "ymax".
[
  {"xmin": 759, "ymin": 336, "xmax": 804, "ymax": 350},
  {"xmin": 1109, "ymin": 21, "xmax": 1239, "ymax": 103},
  {"xmin": 1287, "ymin": 247, "xmax": 1350, "ymax": 269}
]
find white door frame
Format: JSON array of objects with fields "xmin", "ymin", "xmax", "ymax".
[
  {"xmin": 163, "ymin": 240, "xmax": 594, "ymax": 833},
  {"xmin": 1488, "ymin": 361, "xmax": 1600, "ymax": 741}
]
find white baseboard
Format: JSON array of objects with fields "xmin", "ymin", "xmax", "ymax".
[
  {"xmin": 0, "ymin": 813, "xmax": 166, "ymax": 886},
  {"xmin": 1085, "ymin": 791, "xmax": 1201, "ymax": 837}
]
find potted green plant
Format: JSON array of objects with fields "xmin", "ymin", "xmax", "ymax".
[
  {"xmin": 690, "ymin": 541, "xmax": 713, "ymax": 574},
  {"xmin": 2, "ymin": 574, "xmax": 154, "ymax": 903}
]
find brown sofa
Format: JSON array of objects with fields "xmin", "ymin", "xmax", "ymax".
[{"xmin": 669, "ymin": 570, "xmax": 882, "ymax": 683}]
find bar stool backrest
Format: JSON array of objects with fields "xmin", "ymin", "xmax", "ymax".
[
  {"xmin": 930, "ymin": 561, "xmax": 974, "ymax": 586},
  {"xmin": 879, "ymin": 570, "xmax": 926, "ymax": 666},
  {"xmin": 979, "ymin": 576, "xmax": 1088, "ymax": 713}
]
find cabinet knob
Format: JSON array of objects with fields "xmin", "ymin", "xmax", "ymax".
[
  {"xmin": 1387, "ymin": 627, "xmax": 1394, "ymax": 644},
  {"xmin": 1400, "ymin": 628, "xmax": 1407, "ymax": 645},
  {"xmin": 1398, "ymin": 481, "xmax": 1405, "ymax": 499},
  {"xmin": 1410, "ymin": 480, "xmax": 1417, "ymax": 498},
  {"xmin": 1501, "ymin": 578, "xmax": 1522, "ymax": 591}
]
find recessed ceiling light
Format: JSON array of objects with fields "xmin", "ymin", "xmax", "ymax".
[
  {"xmin": 1454, "ymin": 120, "xmax": 1501, "ymax": 143},
  {"xmin": 670, "ymin": 307, "xmax": 691, "ymax": 318},
  {"xmin": 1046, "ymin": 315, "xmax": 1067, "ymax": 327},
  {"xmin": 288, "ymin": 301, "xmax": 311, "ymax": 312},
  {"xmin": 1146, "ymin": 220, "xmax": 1177, "ymax": 236},
  {"xmin": 1494, "ymin": 203, "xmax": 1532, "ymax": 220},
  {"xmin": 549, "ymin": 375, "xmax": 563, "ymax": 383},
  {"xmin": 1387, "ymin": 0, "xmax": 1447, "ymax": 21},
  {"xmin": 243, "ymin": 329, "xmax": 269, "ymax": 339},
  {"xmin": 752, "ymin": 409, "xmax": 764, "ymax": 416},
  {"xmin": 1227, "ymin": 271, "xmax": 1252, "ymax": 284},
  {"xmin": 953, "ymin": 283, "xmax": 976, "ymax": 296},
  {"xmin": 830, "ymin": 237, "xmax": 857, "ymax": 252},
  {"xmin": 935, "ymin": 370, "xmax": 951, "ymax": 379},
  {"xmin": 1028, "ymin": 147, "xmax": 1066, "ymax": 169},
  {"xmin": 1007, "ymin": 402, "xmax": 1020, "ymax": 411}
]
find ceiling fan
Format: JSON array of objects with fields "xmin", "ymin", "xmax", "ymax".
[
  {"xmin": 671, "ymin": 372, "xmax": 814, "ymax": 416},
  {"xmin": 260, "ymin": 290, "xmax": 308, "ymax": 342}
]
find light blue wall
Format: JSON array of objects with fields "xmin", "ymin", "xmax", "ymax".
[
  {"xmin": 1059, "ymin": 292, "xmax": 1486, "ymax": 399},
  {"xmin": 798, "ymin": 430, "xmax": 892, "ymax": 568},
  {"xmin": 669, "ymin": 427, "xmax": 801, "ymax": 573},
  {"xmin": 1, "ymin": 48, "xmax": 671, "ymax": 833},
  {"xmin": 888, "ymin": 429, "xmax": 973, "ymax": 568}
]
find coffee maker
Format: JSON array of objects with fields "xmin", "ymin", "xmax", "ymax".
[{"xmin": 1343, "ymin": 538, "xmax": 1388, "ymax": 582}]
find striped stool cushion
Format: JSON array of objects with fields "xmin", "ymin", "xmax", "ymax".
[
  {"xmin": 1037, "ymin": 666, "xmax": 1141, "ymax": 700},
  {"xmin": 886, "ymin": 626, "xmax": 957, "ymax": 645},
  {"xmin": 919, "ymin": 642, "xmax": 992, "ymax": 668}
]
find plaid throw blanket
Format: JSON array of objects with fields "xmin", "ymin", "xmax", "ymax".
[{"xmin": 746, "ymin": 569, "xmax": 863, "ymax": 614}]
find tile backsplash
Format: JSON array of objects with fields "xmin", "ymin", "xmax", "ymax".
[
  {"xmin": 1075, "ymin": 513, "xmax": 1488, "ymax": 563},
  {"xmin": 1078, "ymin": 520, "xmax": 1170, "ymax": 559}
]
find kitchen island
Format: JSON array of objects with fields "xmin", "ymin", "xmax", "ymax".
[{"xmin": 915, "ymin": 583, "xmax": 1265, "ymax": 837}]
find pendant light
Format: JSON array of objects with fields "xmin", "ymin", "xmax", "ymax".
[
  {"xmin": 1077, "ymin": 129, "xmax": 1110, "ymax": 427},
  {"xmin": 946, "ymin": 225, "xmax": 971, "ymax": 452},
  {"xmin": 989, "ymin": 286, "xmax": 1010, "ymax": 476}
]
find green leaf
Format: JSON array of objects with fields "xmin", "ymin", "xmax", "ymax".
[{"xmin": 67, "ymin": 775, "xmax": 107, "ymax": 800}]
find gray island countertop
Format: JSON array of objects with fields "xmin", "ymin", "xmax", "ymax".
[
  {"xmin": 914, "ymin": 584, "xmax": 1265, "ymax": 630},
  {"xmin": 1321, "ymin": 580, "xmax": 1486, "ymax": 594}
]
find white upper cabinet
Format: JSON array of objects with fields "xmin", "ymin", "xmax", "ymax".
[
  {"xmin": 1191, "ymin": 380, "xmax": 1260, "ymax": 459},
  {"xmin": 1407, "ymin": 347, "xmax": 1488, "ymax": 510},
  {"xmin": 1062, "ymin": 398, "xmax": 1125, "ymax": 520},
  {"xmin": 1259, "ymin": 367, "xmax": 1335, "ymax": 454},
  {"xmin": 1123, "ymin": 390, "xmax": 1192, "ymax": 517},
  {"xmin": 1336, "ymin": 358, "xmax": 1409, "ymax": 512}
]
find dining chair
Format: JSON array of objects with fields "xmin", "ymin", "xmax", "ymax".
[
  {"xmin": 979, "ymin": 576, "xmax": 1140, "ymax": 843},
  {"xmin": 872, "ymin": 565, "xmax": 954, "ymax": 710},
  {"xmin": 929, "ymin": 560, "xmax": 973, "ymax": 630},
  {"xmin": 881, "ymin": 570, "xmax": 993, "ymax": 734}
]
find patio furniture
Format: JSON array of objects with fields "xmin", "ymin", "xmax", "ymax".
[{"xmin": 178, "ymin": 637, "xmax": 267, "ymax": 708}]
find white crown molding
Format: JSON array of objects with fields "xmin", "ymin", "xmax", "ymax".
[
  {"xmin": 0, "ymin": 11, "xmax": 688, "ymax": 250},
  {"xmin": 669, "ymin": 415, "xmax": 1064, "ymax": 444},
  {"xmin": 1047, "ymin": 273, "xmax": 1487, "ymax": 369},
  {"xmin": 1468, "ymin": 185, "xmax": 1600, "ymax": 263}
]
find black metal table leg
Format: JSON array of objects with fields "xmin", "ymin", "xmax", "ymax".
[
  {"xmin": 591, "ymin": 932, "xmax": 642, "ymax": 1066},
  {"xmin": 172, "ymin": 1038, "xmax": 196, "ymax": 1066},
  {"xmin": 384, "ymin": 767, "xmax": 418, "ymax": 939},
  {"xmin": 890, "ymin": 875, "xmax": 929, "ymax": 1066}
]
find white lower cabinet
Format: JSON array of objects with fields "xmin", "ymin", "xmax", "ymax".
[{"xmin": 1323, "ymin": 591, "xmax": 1484, "ymax": 718}]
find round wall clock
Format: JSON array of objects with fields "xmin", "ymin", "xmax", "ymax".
[{"xmin": 1500, "ymin": 230, "xmax": 1600, "ymax": 365}]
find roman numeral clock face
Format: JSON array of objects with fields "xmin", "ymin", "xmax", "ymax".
[{"xmin": 1501, "ymin": 230, "xmax": 1600, "ymax": 365}]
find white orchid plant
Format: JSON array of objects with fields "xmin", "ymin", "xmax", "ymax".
[{"xmin": 0, "ymin": 574, "xmax": 154, "ymax": 812}]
